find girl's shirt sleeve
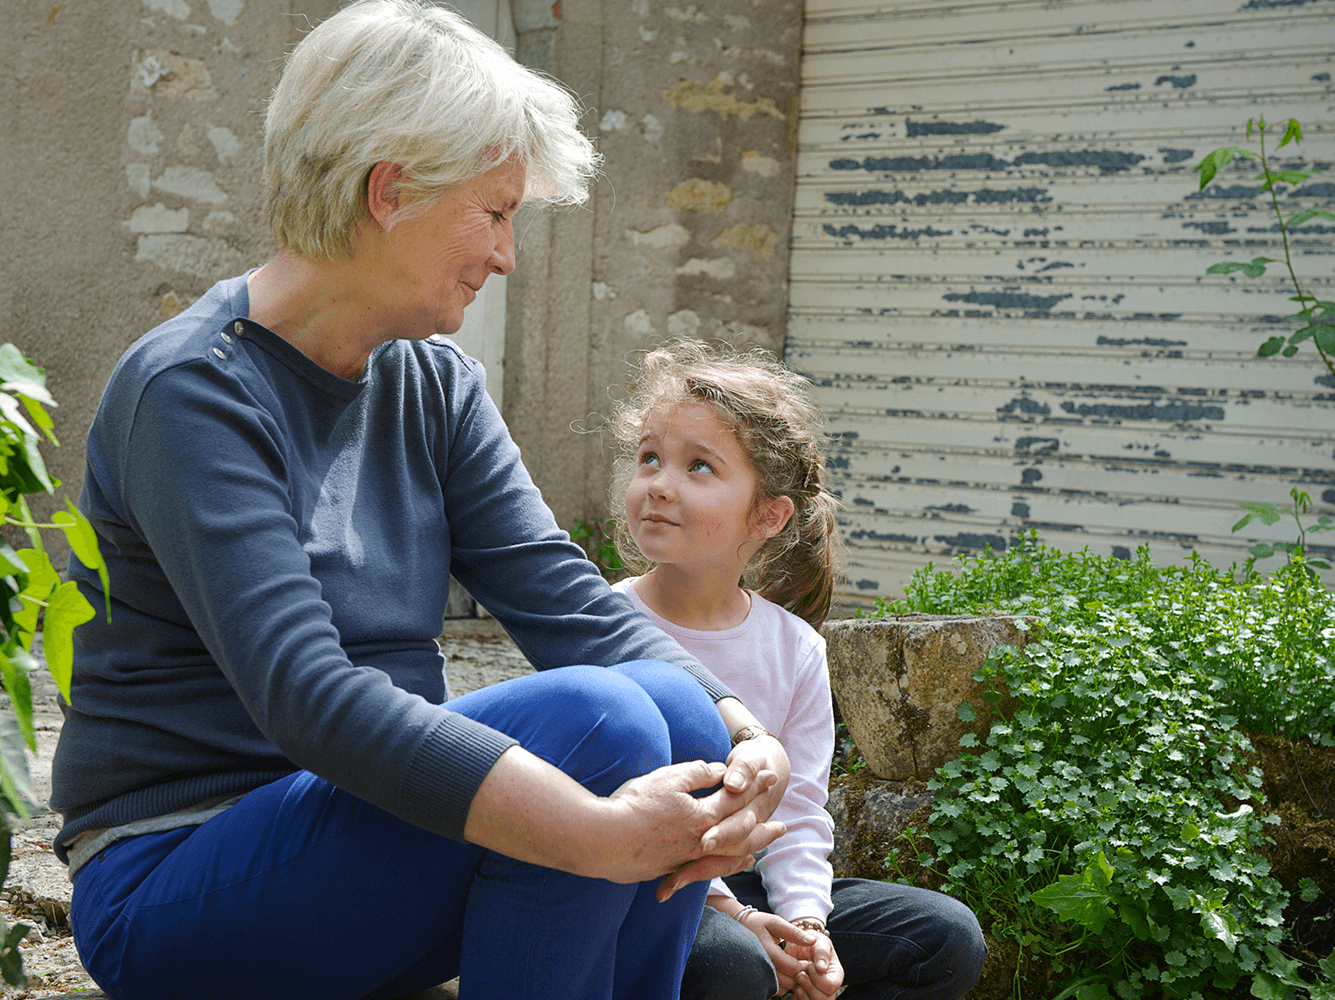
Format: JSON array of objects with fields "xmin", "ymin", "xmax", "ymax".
[{"xmin": 754, "ymin": 633, "xmax": 836, "ymax": 923}]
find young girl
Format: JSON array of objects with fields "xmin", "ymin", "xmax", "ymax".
[{"xmin": 607, "ymin": 340, "xmax": 987, "ymax": 1000}]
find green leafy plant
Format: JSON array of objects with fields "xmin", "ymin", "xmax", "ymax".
[
  {"xmin": 1195, "ymin": 116, "xmax": 1334, "ymax": 376},
  {"xmin": 1232, "ymin": 487, "xmax": 1334, "ymax": 573},
  {"xmin": 570, "ymin": 517, "xmax": 624, "ymax": 580},
  {"xmin": 872, "ymin": 533, "xmax": 1334, "ymax": 999},
  {"xmin": 832, "ymin": 719, "xmax": 868, "ymax": 777},
  {"xmin": 0, "ymin": 344, "xmax": 107, "ymax": 987}
]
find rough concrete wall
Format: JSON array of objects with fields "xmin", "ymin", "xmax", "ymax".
[
  {"xmin": 0, "ymin": 0, "xmax": 334, "ymax": 564},
  {"xmin": 1, "ymin": 0, "xmax": 801, "ymax": 565},
  {"xmin": 507, "ymin": 0, "xmax": 803, "ymax": 532}
]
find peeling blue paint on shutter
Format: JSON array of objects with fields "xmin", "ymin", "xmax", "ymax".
[{"xmin": 785, "ymin": 0, "xmax": 1335, "ymax": 603}]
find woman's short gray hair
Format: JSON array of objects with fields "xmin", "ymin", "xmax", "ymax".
[{"xmin": 264, "ymin": 0, "xmax": 600, "ymax": 260}]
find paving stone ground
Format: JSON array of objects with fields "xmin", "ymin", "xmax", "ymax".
[{"xmin": 0, "ymin": 618, "xmax": 534, "ymax": 999}]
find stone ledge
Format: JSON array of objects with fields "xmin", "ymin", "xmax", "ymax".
[{"xmin": 823, "ymin": 614, "xmax": 1036, "ymax": 781}]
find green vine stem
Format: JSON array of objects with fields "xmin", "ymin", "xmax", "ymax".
[
  {"xmin": 1197, "ymin": 117, "xmax": 1335, "ymax": 380},
  {"xmin": 1256, "ymin": 122, "xmax": 1335, "ymax": 379}
]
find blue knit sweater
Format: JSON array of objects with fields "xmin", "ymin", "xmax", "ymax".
[{"xmin": 50, "ymin": 274, "xmax": 729, "ymax": 863}]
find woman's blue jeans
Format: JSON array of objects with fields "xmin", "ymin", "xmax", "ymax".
[
  {"xmin": 68, "ymin": 662, "xmax": 729, "ymax": 1000},
  {"xmin": 680, "ymin": 871, "xmax": 987, "ymax": 1000}
]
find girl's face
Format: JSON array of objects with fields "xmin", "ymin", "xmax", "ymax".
[{"xmin": 625, "ymin": 402, "xmax": 784, "ymax": 575}]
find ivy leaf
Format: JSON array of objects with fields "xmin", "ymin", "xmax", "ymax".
[
  {"xmin": 957, "ymin": 702, "xmax": 976, "ymax": 722},
  {"xmin": 0, "ymin": 918, "xmax": 29, "ymax": 988},
  {"xmin": 1121, "ymin": 902, "xmax": 1151, "ymax": 941},
  {"xmin": 1203, "ymin": 906, "xmax": 1241, "ymax": 952},
  {"xmin": 1196, "ymin": 147, "xmax": 1253, "ymax": 189},
  {"xmin": 0, "ymin": 715, "xmax": 36, "ymax": 820},
  {"xmin": 1255, "ymin": 169, "xmax": 1309, "ymax": 192},
  {"xmin": 1031, "ymin": 851, "xmax": 1115, "ymax": 933},
  {"xmin": 53, "ymin": 501, "xmax": 110, "ymax": 618},
  {"xmin": 1234, "ymin": 503, "xmax": 1281, "ymax": 530},
  {"xmin": 0, "ymin": 648, "xmax": 36, "ymax": 752},
  {"xmin": 0, "ymin": 344, "xmax": 53, "ymax": 407},
  {"xmin": 1207, "ymin": 258, "xmax": 1275, "ymax": 278},
  {"xmin": 42, "ymin": 580, "xmax": 95, "ymax": 704},
  {"xmin": 1315, "ymin": 325, "xmax": 1335, "ymax": 354},
  {"xmin": 1286, "ymin": 208, "xmax": 1335, "ymax": 229},
  {"xmin": 1250, "ymin": 972, "xmax": 1291, "ymax": 999},
  {"xmin": 12, "ymin": 549, "xmax": 59, "ymax": 643},
  {"xmin": 1257, "ymin": 337, "xmax": 1286, "ymax": 357}
]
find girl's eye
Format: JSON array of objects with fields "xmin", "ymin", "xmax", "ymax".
[
  {"xmin": 640, "ymin": 452, "xmax": 660, "ymax": 467},
  {"xmin": 689, "ymin": 459, "xmax": 714, "ymax": 474}
]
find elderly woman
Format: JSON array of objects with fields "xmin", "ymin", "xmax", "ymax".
[{"xmin": 48, "ymin": 3, "xmax": 792, "ymax": 998}]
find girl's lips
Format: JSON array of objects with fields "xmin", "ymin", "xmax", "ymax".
[{"xmin": 642, "ymin": 513, "xmax": 677, "ymax": 526}]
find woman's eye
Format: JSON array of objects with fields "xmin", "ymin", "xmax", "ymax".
[
  {"xmin": 640, "ymin": 452, "xmax": 660, "ymax": 467},
  {"xmin": 689, "ymin": 459, "xmax": 713, "ymax": 474}
]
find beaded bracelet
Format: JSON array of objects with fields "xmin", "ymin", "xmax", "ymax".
[{"xmin": 791, "ymin": 918, "xmax": 829, "ymax": 937}]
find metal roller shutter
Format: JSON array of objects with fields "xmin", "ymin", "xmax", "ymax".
[{"xmin": 786, "ymin": 0, "xmax": 1335, "ymax": 604}]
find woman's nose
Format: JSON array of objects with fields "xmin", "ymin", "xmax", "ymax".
[{"xmin": 491, "ymin": 220, "xmax": 516, "ymax": 275}]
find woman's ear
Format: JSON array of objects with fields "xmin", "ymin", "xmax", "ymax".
[
  {"xmin": 366, "ymin": 161, "xmax": 406, "ymax": 230},
  {"xmin": 751, "ymin": 495, "xmax": 795, "ymax": 541}
]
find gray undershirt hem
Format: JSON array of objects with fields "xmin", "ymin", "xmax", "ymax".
[{"xmin": 64, "ymin": 794, "xmax": 247, "ymax": 881}]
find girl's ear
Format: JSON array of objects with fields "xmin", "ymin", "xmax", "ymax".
[
  {"xmin": 366, "ymin": 161, "xmax": 407, "ymax": 231},
  {"xmin": 751, "ymin": 495, "xmax": 795, "ymax": 541}
]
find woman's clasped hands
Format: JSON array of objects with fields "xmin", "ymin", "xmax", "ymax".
[{"xmin": 604, "ymin": 743, "xmax": 789, "ymax": 900}]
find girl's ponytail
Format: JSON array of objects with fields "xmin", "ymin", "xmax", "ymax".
[{"xmin": 752, "ymin": 448, "xmax": 843, "ymax": 628}]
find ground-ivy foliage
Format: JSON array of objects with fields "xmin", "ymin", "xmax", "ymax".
[
  {"xmin": 0, "ymin": 345, "xmax": 107, "ymax": 987},
  {"xmin": 874, "ymin": 533, "xmax": 1334, "ymax": 1000}
]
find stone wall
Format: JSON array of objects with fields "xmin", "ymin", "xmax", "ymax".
[
  {"xmin": 1, "ymin": 0, "xmax": 335, "ymax": 560},
  {"xmin": 1, "ymin": 0, "xmax": 803, "ymax": 562},
  {"xmin": 504, "ymin": 0, "xmax": 803, "ymax": 529}
]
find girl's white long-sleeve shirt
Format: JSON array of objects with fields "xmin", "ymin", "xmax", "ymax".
[{"xmin": 614, "ymin": 580, "xmax": 835, "ymax": 923}]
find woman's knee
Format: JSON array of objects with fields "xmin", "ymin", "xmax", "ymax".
[
  {"xmin": 611, "ymin": 660, "xmax": 729, "ymax": 764},
  {"xmin": 449, "ymin": 666, "xmax": 675, "ymax": 793}
]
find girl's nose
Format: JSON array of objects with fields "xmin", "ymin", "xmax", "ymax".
[{"xmin": 648, "ymin": 470, "xmax": 675, "ymax": 500}]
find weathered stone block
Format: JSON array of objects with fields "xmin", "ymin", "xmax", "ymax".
[
  {"xmin": 827, "ymin": 778, "xmax": 933, "ymax": 877},
  {"xmin": 823, "ymin": 615, "xmax": 1035, "ymax": 781}
]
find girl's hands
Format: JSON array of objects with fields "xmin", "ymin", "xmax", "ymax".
[
  {"xmin": 714, "ymin": 698, "xmax": 791, "ymax": 825},
  {"xmin": 784, "ymin": 925, "xmax": 844, "ymax": 1000},
  {"xmin": 736, "ymin": 913, "xmax": 844, "ymax": 1000}
]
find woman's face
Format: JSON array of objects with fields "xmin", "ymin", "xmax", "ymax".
[{"xmin": 382, "ymin": 157, "xmax": 526, "ymax": 337}]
